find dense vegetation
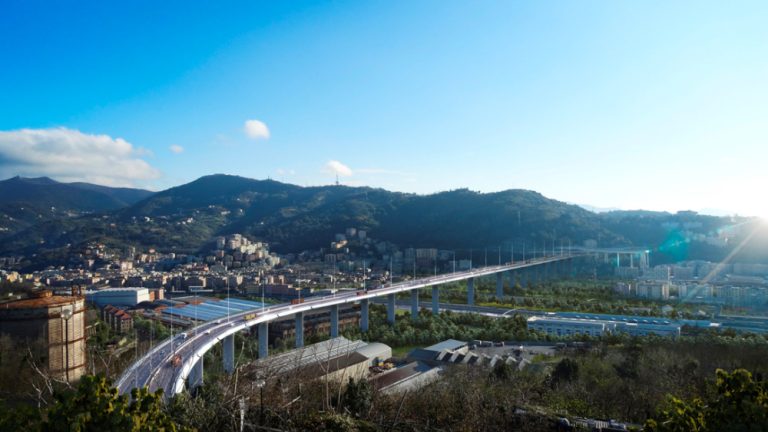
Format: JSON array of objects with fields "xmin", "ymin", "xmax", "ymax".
[
  {"xmin": 3, "ymin": 174, "xmax": 762, "ymax": 270},
  {"xmin": 8, "ymin": 336, "xmax": 767, "ymax": 431}
]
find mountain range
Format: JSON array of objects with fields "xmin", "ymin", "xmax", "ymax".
[{"xmin": 0, "ymin": 174, "xmax": 762, "ymax": 269}]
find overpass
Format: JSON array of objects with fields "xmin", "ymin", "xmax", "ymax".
[{"xmin": 116, "ymin": 254, "xmax": 577, "ymax": 399}]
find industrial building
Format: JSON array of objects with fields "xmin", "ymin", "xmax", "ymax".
[
  {"xmin": 371, "ymin": 361, "xmax": 442, "ymax": 394},
  {"xmin": 527, "ymin": 316, "xmax": 615, "ymax": 337},
  {"xmin": 86, "ymin": 287, "xmax": 151, "ymax": 308},
  {"xmin": 248, "ymin": 336, "xmax": 391, "ymax": 384},
  {"xmin": 0, "ymin": 290, "xmax": 86, "ymax": 382},
  {"xmin": 527, "ymin": 315, "xmax": 681, "ymax": 338}
]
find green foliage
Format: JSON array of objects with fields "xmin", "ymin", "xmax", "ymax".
[
  {"xmin": 340, "ymin": 377, "xmax": 373, "ymax": 418},
  {"xmin": 2, "ymin": 174, "xmax": 628, "ymax": 266},
  {"xmin": 43, "ymin": 375, "xmax": 189, "ymax": 432},
  {"xmin": 0, "ymin": 399, "xmax": 41, "ymax": 431},
  {"xmin": 343, "ymin": 305, "xmax": 532, "ymax": 349},
  {"xmin": 491, "ymin": 361, "xmax": 514, "ymax": 382},
  {"xmin": 165, "ymin": 383, "xmax": 237, "ymax": 432},
  {"xmin": 299, "ymin": 411, "xmax": 377, "ymax": 432},
  {"xmin": 134, "ymin": 315, "xmax": 170, "ymax": 341},
  {"xmin": 551, "ymin": 357, "xmax": 579, "ymax": 387},
  {"xmin": 646, "ymin": 369, "xmax": 768, "ymax": 432}
]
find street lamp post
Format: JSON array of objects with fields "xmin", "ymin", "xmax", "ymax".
[
  {"xmin": 256, "ymin": 378, "xmax": 266, "ymax": 425},
  {"xmin": 227, "ymin": 278, "xmax": 231, "ymax": 322}
]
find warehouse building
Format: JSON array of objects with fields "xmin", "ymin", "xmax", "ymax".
[
  {"xmin": 86, "ymin": 287, "xmax": 151, "ymax": 308},
  {"xmin": 527, "ymin": 316, "xmax": 681, "ymax": 338},
  {"xmin": 248, "ymin": 336, "xmax": 391, "ymax": 384}
]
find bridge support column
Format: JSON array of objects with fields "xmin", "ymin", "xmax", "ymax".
[
  {"xmin": 432, "ymin": 286, "xmax": 439, "ymax": 315},
  {"xmin": 360, "ymin": 299, "xmax": 369, "ymax": 332},
  {"xmin": 295, "ymin": 312, "xmax": 304, "ymax": 348},
  {"xmin": 189, "ymin": 356, "xmax": 204, "ymax": 389},
  {"xmin": 258, "ymin": 322, "xmax": 269, "ymax": 359},
  {"xmin": 509, "ymin": 271, "xmax": 516, "ymax": 289},
  {"xmin": 411, "ymin": 289, "xmax": 419, "ymax": 321},
  {"xmin": 387, "ymin": 293, "xmax": 396, "ymax": 324},
  {"xmin": 467, "ymin": 278, "xmax": 475, "ymax": 306},
  {"xmin": 496, "ymin": 273, "xmax": 504, "ymax": 299},
  {"xmin": 330, "ymin": 304, "xmax": 339, "ymax": 338},
  {"xmin": 223, "ymin": 334, "xmax": 235, "ymax": 374}
]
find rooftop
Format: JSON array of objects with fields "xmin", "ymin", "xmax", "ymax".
[
  {"xmin": 0, "ymin": 295, "xmax": 81, "ymax": 310},
  {"xmin": 423, "ymin": 339, "xmax": 467, "ymax": 353}
]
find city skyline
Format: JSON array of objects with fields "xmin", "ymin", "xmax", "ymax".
[{"xmin": 1, "ymin": 1, "xmax": 767, "ymax": 217}]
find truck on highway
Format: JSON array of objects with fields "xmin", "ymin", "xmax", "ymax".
[
  {"xmin": 244, "ymin": 312, "xmax": 257, "ymax": 321},
  {"xmin": 170, "ymin": 354, "xmax": 182, "ymax": 368},
  {"xmin": 290, "ymin": 298, "xmax": 305, "ymax": 305}
]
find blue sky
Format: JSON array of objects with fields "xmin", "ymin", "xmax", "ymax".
[{"xmin": 1, "ymin": 1, "xmax": 767, "ymax": 216}]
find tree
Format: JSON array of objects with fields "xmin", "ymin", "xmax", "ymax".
[
  {"xmin": 645, "ymin": 369, "xmax": 768, "ymax": 432},
  {"xmin": 340, "ymin": 377, "xmax": 373, "ymax": 418},
  {"xmin": 491, "ymin": 361, "xmax": 514, "ymax": 382},
  {"xmin": 43, "ymin": 375, "xmax": 189, "ymax": 432},
  {"xmin": 551, "ymin": 358, "xmax": 579, "ymax": 387},
  {"xmin": 0, "ymin": 400, "xmax": 41, "ymax": 431}
]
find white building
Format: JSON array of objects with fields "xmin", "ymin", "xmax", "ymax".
[
  {"xmin": 527, "ymin": 316, "xmax": 681, "ymax": 338},
  {"xmin": 527, "ymin": 316, "xmax": 615, "ymax": 337},
  {"xmin": 643, "ymin": 266, "xmax": 671, "ymax": 281},
  {"xmin": 636, "ymin": 282, "xmax": 670, "ymax": 300},
  {"xmin": 86, "ymin": 287, "xmax": 150, "ymax": 308}
]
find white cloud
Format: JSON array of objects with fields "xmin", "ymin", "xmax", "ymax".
[
  {"xmin": 169, "ymin": 144, "xmax": 184, "ymax": 154},
  {"xmin": 243, "ymin": 119, "xmax": 270, "ymax": 140},
  {"xmin": 324, "ymin": 160, "xmax": 353, "ymax": 177},
  {"xmin": 0, "ymin": 127, "xmax": 161, "ymax": 187}
]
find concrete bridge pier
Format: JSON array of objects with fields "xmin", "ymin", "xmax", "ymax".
[
  {"xmin": 509, "ymin": 271, "xmax": 516, "ymax": 289},
  {"xmin": 258, "ymin": 322, "xmax": 269, "ymax": 359},
  {"xmin": 223, "ymin": 334, "xmax": 235, "ymax": 374},
  {"xmin": 360, "ymin": 298, "xmax": 369, "ymax": 332},
  {"xmin": 387, "ymin": 293, "xmax": 396, "ymax": 324},
  {"xmin": 411, "ymin": 289, "xmax": 419, "ymax": 321},
  {"xmin": 295, "ymin": 312, "xmax": 304, "ymax": 348},
  {"xmin": 189, "ymin": 356, "xmax": 204, "ymax": 389},
  {"xmin": 467, "ymin": 277, "xmax": 475, "ymax": 306},
  {"xmin": 496, "ymin": 273, "xmax": 504, "ymax": 299},
  {"xmin": 330, "ymin": 304, "xmax": 340, "ymax": 337},
  {"xmin": 432, "ymin": 286, "xmax": 439, "ymax": 314}
]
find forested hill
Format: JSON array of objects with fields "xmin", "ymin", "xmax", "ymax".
[
  {"xmin": 0, "ymin": 176, "xmax": 154, "ymax": 238},
  {"xmin": 0, "ymin": 176, "xmax": 153, "ymax": 211},
  {"xmin": 0, "ymin": 174, "xmax": 624, "ymax": 258},
  {"xmin": 0, "ymin": 174, "xmax": 761, "ymax": 267}
]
